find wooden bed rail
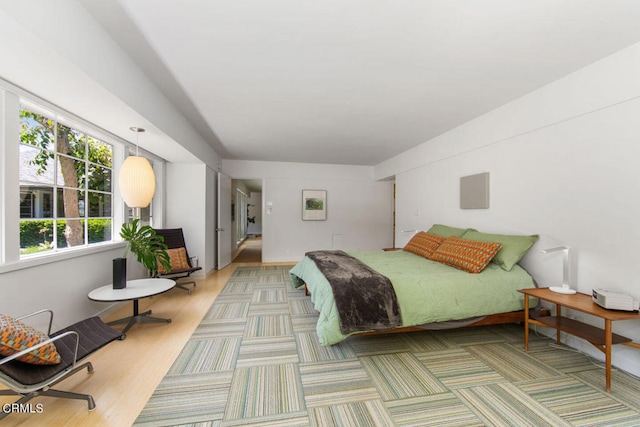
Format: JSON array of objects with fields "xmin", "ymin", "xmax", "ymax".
[{"xmin": 303, "ymin": 283, "xmax": 550, "ymax": 337}]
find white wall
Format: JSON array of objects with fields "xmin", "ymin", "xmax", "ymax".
[
  {"xmin": 224, "ymin": 160, "xmax": 394, "ymax": 262},
  {"xmin": 0, "ymin": 245, "xmax": 139, "ymax": 331},
  {"xmin": 0, "ymin": 1, "xmax": 219, "ymax": 166},
  {"xmin": 165, "ymin": 163, "xmax": 211, "ymax": 277},
  {"xmin": 377, "ymin": 42, "xmax": 640, "ymax": 376}
]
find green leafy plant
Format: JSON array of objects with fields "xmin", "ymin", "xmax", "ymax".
[{"xmin": 120, "ymin": 219, "xmax": 171, "ymax": 274}]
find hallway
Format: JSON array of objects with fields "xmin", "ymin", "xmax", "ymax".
[{"xmin": 232, "ymin": 236, "xmax": 262, "ymax": 263}]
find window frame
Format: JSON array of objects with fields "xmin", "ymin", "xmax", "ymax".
[{"xmin": 18, "ymin": 104, "xmax": 115, "ymax": 256}]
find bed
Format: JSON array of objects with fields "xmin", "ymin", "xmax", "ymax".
[{"xmin": 289, "ymin": 225, "xmax": 540, "ymax": 346}]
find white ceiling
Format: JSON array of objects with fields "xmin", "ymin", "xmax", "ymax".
[{"xmin": 82, "ymin": 0, "xmax": 640, "ymax": 166}]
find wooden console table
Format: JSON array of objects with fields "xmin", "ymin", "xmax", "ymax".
[{"xmin": 519, "ymin": 288, "xmax": 640, "ymax": 391}]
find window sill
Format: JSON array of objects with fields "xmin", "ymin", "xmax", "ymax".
[{"xmin": 0, "ymin": 242, "xmax": 127, "ymax": 274}]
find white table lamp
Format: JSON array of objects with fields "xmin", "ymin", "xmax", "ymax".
[{"xmin": 540, "ymin": 246, "xmax": 574, "ymax": 294}]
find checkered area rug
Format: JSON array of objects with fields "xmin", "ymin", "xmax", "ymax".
[{"xmin": 134, "ymin": 265, "xmax": 640, "ymax": 426}]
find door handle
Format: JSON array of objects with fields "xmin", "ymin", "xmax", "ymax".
[{"xmin": 216, "ymin": 228, "xmax": 225, "ymax": 232}]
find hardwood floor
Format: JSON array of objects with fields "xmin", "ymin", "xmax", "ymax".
[
  {"xmin": 1, "ymin": 262, "xmax": 272, "ymax": 426},
  {"xmin": 232, "ymin": 236, "xmax": 262, "ymax": 263}
]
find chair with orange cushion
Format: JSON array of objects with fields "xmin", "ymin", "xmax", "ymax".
[
  {"xmin": 152, "ymin": 228, "xmax": 202, "ymax": 294},
  {"xmin": 0, "ymin": 310, "xmax": 124, "ymax": 420}
]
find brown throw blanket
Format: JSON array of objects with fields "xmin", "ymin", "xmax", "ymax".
[{"xmin": 305, "ymin": 250, "xmax": 402, "ymax": 334}]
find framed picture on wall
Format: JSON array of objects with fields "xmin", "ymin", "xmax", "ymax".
[{"xmin": 302, "ymin": 190, "xmax": 327, "ymax": 220}]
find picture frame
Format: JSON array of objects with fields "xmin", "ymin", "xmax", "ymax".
[{"xmin": 302, "ymin": 190, "xmax": 327, "ymax": 220}]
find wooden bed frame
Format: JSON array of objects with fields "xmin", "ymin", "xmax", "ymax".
[
  {"xmin": 303, "ymin": 283, "xmax": 548, "ymax": 338},
  {"xmin": 359, "ymin": 310, "xmax": 543, "ymax": 337}
]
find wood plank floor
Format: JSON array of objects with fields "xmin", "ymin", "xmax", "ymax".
[{"xmin": 1, "ymin": 261, "xmax": 277, "ymax": 426}]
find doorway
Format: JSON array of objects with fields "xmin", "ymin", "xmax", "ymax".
[{"xmin": 230, "ymin": 178, "xmax": 263, "ymax": 263}]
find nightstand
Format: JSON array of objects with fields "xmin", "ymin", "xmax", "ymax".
[{"xmin": 519, "ymin": 287, "xmax": 640, "ymax": 391}]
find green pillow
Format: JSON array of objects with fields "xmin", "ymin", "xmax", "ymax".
[
  {"xmin": 461, "ymin": 230, "xmax": 539, "ymax": 271},
  {"xmin": 426, "ymin": 224, "xmax": 473, "ymax": 238}
]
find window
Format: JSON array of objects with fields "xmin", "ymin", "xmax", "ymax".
[
  {"xmin": 126, "ymin": 201, "xmax": 153, "ymax": 227},
  {"xmin": 19, "ymin": 106, "xmax": 113, "ymax": 256}
]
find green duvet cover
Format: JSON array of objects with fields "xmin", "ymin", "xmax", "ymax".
[{"xmin": 289, "ymin": 250, "xmax": 535, "ymax": 345}]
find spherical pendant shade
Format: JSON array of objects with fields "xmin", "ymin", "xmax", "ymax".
[{"xmin": 119, "ymin": 155, "xmax": 156, "ymax": 208}]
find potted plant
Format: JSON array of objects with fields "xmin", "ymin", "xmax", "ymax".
[{"xmin": 113, "ymin": 219, "xmax": 171, "ymax": 289}]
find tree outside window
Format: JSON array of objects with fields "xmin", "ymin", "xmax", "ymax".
[{"xmin": 19, "ymin": 107, "xmax": 113, "ymax": 255}]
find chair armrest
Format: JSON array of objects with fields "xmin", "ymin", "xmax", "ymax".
[
  {"xmin": 15, "ymin": 309, "xmax": 54, "ymax": 335},
  {"xmin": 0, "ymin": 330, "xmax": 79, "ymax": 367}
]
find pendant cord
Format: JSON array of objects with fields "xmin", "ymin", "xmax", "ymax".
[{"xmin": 130, "ymin": 126, "xmax": 145, "ymax": 156}]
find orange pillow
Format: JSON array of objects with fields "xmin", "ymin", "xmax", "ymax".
[
  {"xmin": 403, "ymin": 232, "xmax": 446, "ymax": 259},
  {"xmin": 428, "ymin": 236, "xmax": 502, "ymax": 274},
  {"xmin": 157, "ymin": 248, "xmax": 190, "ymax": 274},
  {"xmin": 0, "ymin": 314, "xmax": 61, "ymax": 365}
]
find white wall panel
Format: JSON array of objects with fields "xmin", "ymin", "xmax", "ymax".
[
  {"xmin": 0, "ymin": 246, "xmax": 130, "ymax": 331},
  {"xmin": 165, "ymin": 163, "xmax": 208, "ymax": 277},
  {"xmin": 224, "ymin": 160, "xmax": 394, "ymax": 262}
]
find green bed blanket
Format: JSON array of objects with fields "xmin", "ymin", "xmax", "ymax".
[{"xmin": 289, "ymin": 250, "xmax": 536, "ymax": 346}]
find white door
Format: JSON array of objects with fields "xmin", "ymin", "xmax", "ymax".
[{"xmin": 217, "ymin": 172, "xmax": 232, "ymax": 269}]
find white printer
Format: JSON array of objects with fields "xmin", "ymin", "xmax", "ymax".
[{"xmin": 592, "ymin": 289, "xmax": 639, "ymax": 312}]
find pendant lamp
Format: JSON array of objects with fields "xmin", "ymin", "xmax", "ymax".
[{"xmin": 119, "ymin": 127, "xmax": 156, "ymax": 208}]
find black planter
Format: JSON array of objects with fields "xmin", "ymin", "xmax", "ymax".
[{"xmin": 113, "ymin": 258, "xmax": 127, "ymax": 289}]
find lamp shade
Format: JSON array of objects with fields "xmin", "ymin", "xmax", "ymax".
[{"xmin": 119, "ymin": 155, "xmax": 156, "ymax": 208}]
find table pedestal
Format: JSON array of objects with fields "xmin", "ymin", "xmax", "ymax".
[{"xmin": 107, "ymin": 299, "xmax": 171, "ymax": 334}]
